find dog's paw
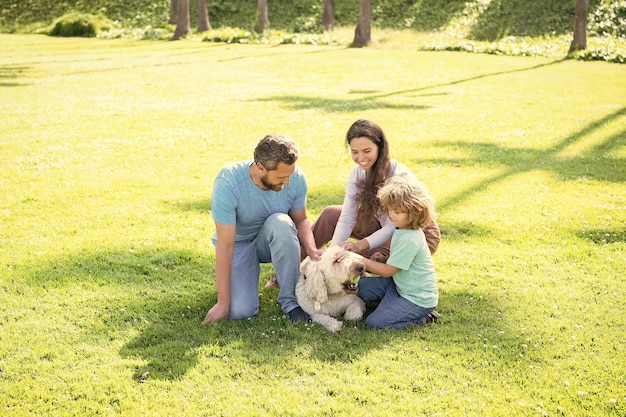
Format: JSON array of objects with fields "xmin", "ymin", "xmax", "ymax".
[{"xmin": 327, "ymin": 321, "xmax": 343, "ymax": 333}]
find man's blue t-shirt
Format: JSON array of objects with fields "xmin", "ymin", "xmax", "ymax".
[{"xmin": 211, "ymin": 160, "xmax": 307, "ymax": 244}]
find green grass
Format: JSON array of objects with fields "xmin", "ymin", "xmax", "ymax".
[{"xmin": 1, "ymin": 33, "xmax": 625, "ymax": 416}]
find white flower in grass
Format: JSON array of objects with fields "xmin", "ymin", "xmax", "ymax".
[
  {"xmin": 578, "ymin": 391, "xmax": 587, "ymax": 396},
  {"xmin": 609, "ymin": 398, "xmax": 616, "ymax": 404}
]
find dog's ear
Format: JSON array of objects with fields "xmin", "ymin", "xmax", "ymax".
[{"xmin": 303, "ymin": 261, "xmax": 328, "ymax": 305}]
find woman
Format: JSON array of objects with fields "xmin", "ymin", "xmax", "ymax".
[
  {"xmin": 265, "ymin": 119, "xmax": 439, "ymax": 288},
  {"xmin": 312, "ymin": 119, "xmax": 440, "ymax": 260}
]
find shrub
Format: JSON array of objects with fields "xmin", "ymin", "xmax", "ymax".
[
  {"xmin": 48, "ymin": 12, "xmax": 114, "ymax": 37},
  {"xmin": 588, "ymin": 0, "xmax": 626, "ymax": 38},
  {"xmin": 201, "ymin": 27, "xmax": 254, "ymax": 44}
]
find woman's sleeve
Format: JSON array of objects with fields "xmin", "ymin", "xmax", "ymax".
[
  {"xmin": 423, "ymin": 219, "xmax": 441, "ymax": 254},
  {"xmin": 363, "ymin": 215, "xmax": 395, "ymax": 249},
  {"xmin": 330, "ymin": 168, "xmax": 359, "ymax": 245}
]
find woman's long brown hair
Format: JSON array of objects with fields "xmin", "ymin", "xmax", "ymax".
[{"xmin": 345, "ymin": 119, "xmax": 392, "ymax": 235}]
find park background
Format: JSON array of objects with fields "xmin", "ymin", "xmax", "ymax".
[{"xmin": 1, "ymin": 0, "xmax": 625, "ymax": 416}]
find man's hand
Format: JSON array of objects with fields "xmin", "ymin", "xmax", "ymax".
[
  {"xmin": 308, "ymin": 248, "xmax": 323, "ymax": 261},
  {"xmin": 202, "ymin": 302, "xmax": 229, "ymax": 324}
]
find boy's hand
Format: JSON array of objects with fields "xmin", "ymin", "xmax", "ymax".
[{"xmin": 333, "ymin": 249, "xmax": 351, "ymax": 263}]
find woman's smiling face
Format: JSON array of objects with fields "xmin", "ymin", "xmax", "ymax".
[{"xmin": 349, "ymin": 136, "xmax": 379, "ymax": 171}]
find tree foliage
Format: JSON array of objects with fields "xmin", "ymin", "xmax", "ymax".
[{"xmin": 588, "ymin": 0, "xmax": 626, "ymax": 38}]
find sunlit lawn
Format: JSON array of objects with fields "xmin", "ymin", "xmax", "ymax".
[{"xmin": 1, "ymin": 33, "xmax": 625, "ymax": 416}]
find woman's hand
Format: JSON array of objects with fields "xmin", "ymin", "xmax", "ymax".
[
  {"xmin": 333, "ymin": 248, "xmax": 352, "ymax": 263},
  {"xmin": 339, "ymin": 240, "xmax": 368, "ymax": 253}
]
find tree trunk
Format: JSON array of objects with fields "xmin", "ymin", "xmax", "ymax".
[
  {"xmin": 323, "ymin": 0, "xmax": 335, "ymax": 31},
  {"xmin": 255, "ymin": 0, "xmax": 270, "ymax": 33},
  {"xmin": 197, "ymin": 0, "xmax": 211, "ymax": 32},
  {"xmin": 352, "ymin": 0, "xmax": 372, "ymax": 48},
  {"xmin": 568, "ymin": 0, "xmax": 589, "ymax": 55},
  {"xmin": 169, "ymin": 0, "xmax": 179, "ymax": 25},
  {"xmin": 172, "ymin": 0, "xmax": 190, "ymax": 40}
]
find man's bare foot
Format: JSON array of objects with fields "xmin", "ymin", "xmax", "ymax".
[{"xmin": 264, "ymin": 275, "xmax": 279, "ymax": 288}]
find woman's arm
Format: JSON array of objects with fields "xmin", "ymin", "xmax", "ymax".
[{"xmin": 330, "ymin": 167, "xmax": 361, "ymax": 245}]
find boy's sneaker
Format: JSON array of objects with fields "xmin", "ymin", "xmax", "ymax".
[
  {"xmin": 288, "ymin": 306, "xmax": 310, "ymax": 323},
  {"xmin": 427, "ymin": 310, "xmax": 440, "ymax": 323}
]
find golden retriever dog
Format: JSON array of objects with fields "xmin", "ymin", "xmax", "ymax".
[{"xmin": 295, "ymin": 246, "xmax": 366, "ymax": 333}]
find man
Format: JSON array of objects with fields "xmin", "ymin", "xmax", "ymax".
[{"xmin": 202, "ymin": 133, "xmax": 322, "ymax": 324}]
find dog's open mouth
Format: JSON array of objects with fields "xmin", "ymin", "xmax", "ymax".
[{"xmin": 343, "ymin": 280, "xmax": 359, "ymax": 294}]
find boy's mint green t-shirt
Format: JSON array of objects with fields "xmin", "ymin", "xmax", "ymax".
[{"xmin": 386, "ymin": 228, "xmax": 438, "ymax": 308}]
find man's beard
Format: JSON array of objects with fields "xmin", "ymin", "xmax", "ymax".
[{"xmin": 261, "ymin": 175, "xmax": 284, "ymax": 192}]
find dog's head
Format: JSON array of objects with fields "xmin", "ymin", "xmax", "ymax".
[{"xmin": 300, "ymin": 246, "xmax": 365, "ymax": 304}]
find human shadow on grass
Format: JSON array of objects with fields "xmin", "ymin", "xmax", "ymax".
[
  {"xmin": 22, "ymin": 245, "xmax": 513, "ymax": 382},
  {"xmin": 118, "ymin": 284, "xmax": 516, "ymax": 382},
  {"xmin": 117, "ymin": 279, "xmax": 396, "ymax": 381},
  {"xmin": 25, "ymin": 247, "xmax": 398, "ymax": 380},
  {"xmin": 415, "ymin": 106, "xmax": 626, "ymax": 214}
]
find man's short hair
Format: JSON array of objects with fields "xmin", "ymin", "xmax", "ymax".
[{"xmin": 254, "ymin": 133, "xmax": 299, "ymax": 170}]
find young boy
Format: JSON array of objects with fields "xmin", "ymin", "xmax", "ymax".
[{"xmin": 335, "ymin": 176, "xmax": 439, "ymax": 329}]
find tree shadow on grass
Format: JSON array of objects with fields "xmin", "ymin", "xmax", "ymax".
[
  {"xmin": 256, "ymin": 58, "xmax": 563, "ymax": 113},
  {"xmin": 255, "ymin": 94, "xmax": 430, "ymax": 113},
  {"xmin": 417, "ymin": 107, "xmax": 626, "ymax": 213},
  {"xmin": 439, "ymin": 220, "xmax": 493, "ymax": 241},
  {"xmin": 0, "ymin": 64, "xmax": 32, "ymax": 87},
  {"xmin": 24, "ymin": 248, "xmax": 209, "ymax": 288},
  {"xmin": 577, "ymin": 228, "xmax": 626, "ymax": 245},
  {"xmin": 171, "ymin": 198, "xmax": 212, "ymax": 213}
]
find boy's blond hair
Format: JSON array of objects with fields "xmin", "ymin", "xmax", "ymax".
[{"xmin": 377, "ymin": 176, "xmax": 436, "ymax": 230}]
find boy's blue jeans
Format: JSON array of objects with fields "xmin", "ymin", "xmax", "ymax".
[
  {"xmin": 225, "ymin": 213, "xmax": 301, "ymax": 319},
  {"xmin": 357, "ymin": 276, "xmax": 435, "ymax": 329}
]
